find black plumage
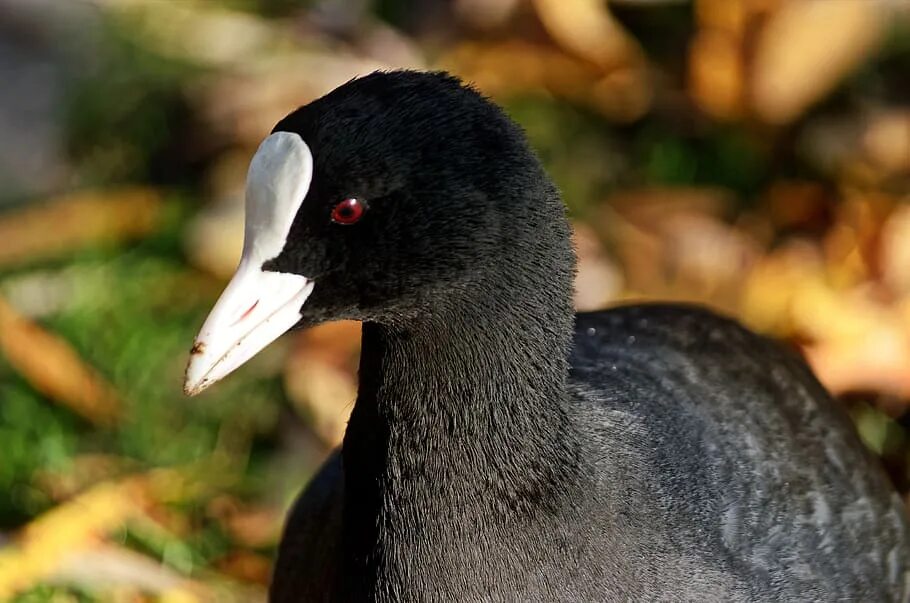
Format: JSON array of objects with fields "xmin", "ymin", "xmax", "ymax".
[{"xmin": 209, "ymin": 71, "xmax": 910, "ymax": 601}]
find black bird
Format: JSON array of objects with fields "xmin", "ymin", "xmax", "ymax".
[{"xmin": 184, "ymin": 70, "xmax": 910, "ymax": 602}]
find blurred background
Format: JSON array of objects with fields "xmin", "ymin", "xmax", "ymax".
[{"xmin": 0, "ymin": 0, "xmax": 908, "ymax": 600}]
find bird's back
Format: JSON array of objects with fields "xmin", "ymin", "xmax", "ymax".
[{"xmin": 570, "ymin": 304, "xmax": 910, "ymax": 601}]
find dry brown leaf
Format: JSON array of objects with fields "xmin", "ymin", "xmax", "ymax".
[
  {"xmin": 796, "ymin": 109, "xmax": 910, "ymax": 183},
  {"xmin": 351, "ymin": 21, "xmax": 426, "ymax": 69},
  {"xmin": 606, "ymin": 187, "xmax": 760, "ymax": 309},
  {"xmin": 442, "ymin": 39, "xmax": 597, "ymax": 97},
  {"xmin": 752, "ymin": 0, "xmax": 886, "ymax": 124},
  {"xmin": 800, "ymin": 287, "xmax": 910, "ymax": 399},
  {"xmin": 654, "ymin": 214, "xmax": 761, "ymax": 311},
  {"xmin": 0, "ymin": 459, "xmax": 243, "ymax": 598},
  {"xmin": 823, "ymin": 192, "xmax": 893, "ymax": 289},
  {"xmin": 0, "ymin": 188, "xmax": 161, "ymax": 269},
  {"xmin": 609, "ymin": 187, "xmax": 733, "ymax": 228},
  {"xmin": 739, "ymin": 239, "xmax": 824, "ymax": 336},
  {"xmin": 741, "ymin": 237, "xmax": 910, "ymax": 399},
  {"xmin": 690, "ymin": 0, "xmax": 784, "ymax": 120},
  {"xmin": 689, "ymin": 29, "xmax": 745, "ymax": 120},
  {"xmin": 441, "ymin": 39, "xmax": 648, "ymax": 121},
  {"xmin": 532, "ymin": 0, "xmax": 651, "ymax": 120},
  {"xmin": 9, "ymin": 466, "xmax": 252, "ymax": 596},
  {"xmin": 694, "ymin": 0, "xmax": 750, "ymax": 34},
  {"xmin": 533, "ymin": 0, "xmax": 642, "ymax": 71},
  {"xmin": 0, "ymin": 296, "xmax": 121, "ymax": 426}
]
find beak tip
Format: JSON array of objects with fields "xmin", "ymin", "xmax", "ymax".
[
  {"xmin": 184, "ymin": 340, "xmax": 211, "ymax": 397},
  {"xmin": 183, "ymin": 377, "xmax": 202, "ymax": 397},
  {"xmin": 183, "ymin": 273, "xmax": 313, "ymax": 398},
  {"xmin": 183, "ymin": 378, "xmax": 203, "ymax": 397}
]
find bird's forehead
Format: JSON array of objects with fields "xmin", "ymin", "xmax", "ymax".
[{"xmin": 243, "ymin": 132, "xmax": 313, "ymax": 266}]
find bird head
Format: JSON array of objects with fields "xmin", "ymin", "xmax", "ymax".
[{"xmin": 184, "ymin": 70, "xmax": 571, "ymax": 396}]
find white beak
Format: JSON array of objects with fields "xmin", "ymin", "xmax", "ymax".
[
  {"xmin": 184, "ymin": 131, "xmax": 314, "ymax": 396},
  {"xmin": 183, "ymin": 263, "xmax": 313, "ymax": 395}
]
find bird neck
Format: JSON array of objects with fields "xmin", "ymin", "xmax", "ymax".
[{"xmin": 340, "ymin": 275, "xmax": 582, "ymax": 590}]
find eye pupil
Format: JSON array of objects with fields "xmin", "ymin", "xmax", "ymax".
[{"xmin": 331, "ymin": 198, "xmax": 366, "ymax": 224}]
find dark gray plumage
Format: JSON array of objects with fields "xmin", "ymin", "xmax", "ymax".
[
  {"xmin": 275, "ymin": 306, "xmax": 910, "ymax": 601},
  {"xmin": 198, "ymin": 70, "xmax": 910, "ymax": 601}
]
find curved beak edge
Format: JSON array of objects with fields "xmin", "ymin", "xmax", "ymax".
[{"xmin": 184, "ymin": 264, "xmax": 314, "ymax": 396}]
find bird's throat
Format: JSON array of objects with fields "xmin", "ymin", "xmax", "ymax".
[{"xmin": 339, "ymin": 312, "xmax": 581, "ymax": 597}]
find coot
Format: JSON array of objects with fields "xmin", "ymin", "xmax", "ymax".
[{"xmin": 185, "ymin": 70, "xmax": 910, "ymax": 602}]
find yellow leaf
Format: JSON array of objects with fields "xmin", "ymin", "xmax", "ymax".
[{"xmin": 0, "ymin": 296, "xmax": 122, "ymax": 426}]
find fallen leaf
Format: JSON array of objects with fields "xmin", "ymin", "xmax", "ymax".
[
  {"xmin": 822, "ymin": 192, "xmax": 892, "ymax": 289},
  {"xmin": 441, "ymin": 39, "xmax": 648, "ymax": 121},
  {"xmin": 0, "ymin": 188, "xmax": 162, "ymax": 269},
  {"xmin": 0, "ymin": 480, "xmax": 146, "ymax": 599},
  {"xmin": 800, "ymin": 286, "xmax": 910, "ymax": 399},
  {"xmin": 605, "ymin": 187, "xmax": 759, "ymax": 309},
  {"xmin": 0, "ymin": 296, "xmax": 122, "ymax": 426},
  {"xmin": 740, "ymin": 238, "xmax": 825, "ymax": 336},
  {"xmin": 752, "ymin": 0, "xmax": 886, "ymax": 124},
  {"xmin": 532, "ymin": 0, "xmax": 643, "ymax": 72},
  {"xmin": 689, "ymin": 29, "xmax": 745, "ymax": 120}
]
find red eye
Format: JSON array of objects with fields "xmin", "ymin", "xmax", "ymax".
[{"xmin": 331, "ymin": 198, "xmax": 366, "ymax": 225}]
